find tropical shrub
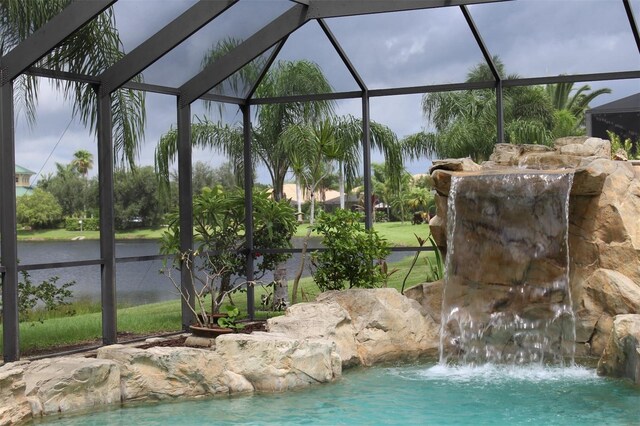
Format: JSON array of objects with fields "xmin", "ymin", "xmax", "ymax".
[
  {"xmin": 311, "ymin": 209, "xmax": 391, "ymax": 291},
  {"xmin": 0, "ymin": 270, "xmax": 75, "ymax": 322}
]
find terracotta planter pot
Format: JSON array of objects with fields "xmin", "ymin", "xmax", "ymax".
[
  {"xmin": 196, "ymin": 313, "xmax": 228, "ymax": 327},
  {"xmin": 189, "ymin": 325, "xmax": 234, "ymax": 338}
]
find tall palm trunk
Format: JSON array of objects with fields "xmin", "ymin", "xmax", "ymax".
[
  {"xmin": 339, "ymin": 161, "xmax": 345, "ymax": 210},
  {"xmin": 296, "ymin": 177, "xmax": 303, "ymax": 221}
]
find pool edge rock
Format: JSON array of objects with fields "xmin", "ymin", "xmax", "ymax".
[
  {"xmin": 597, "ymin": 314, "xmax": 640, "ymax": 384},
  {"xmin": 1, "ymin": 288, "xmax": 436, "ymax": 424}
]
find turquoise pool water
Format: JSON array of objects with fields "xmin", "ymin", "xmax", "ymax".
[{"xmin": 38, "ymin": 364, "xmax": 639, "ymax": 425}]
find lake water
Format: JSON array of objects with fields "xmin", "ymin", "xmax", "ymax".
[
  {"xmin": 34, "ymin": 363, "xmax": 640, "ymax": 425},
  {"xmin": 16, "ymin": 239, "xmax": 414, "ymax": 306}
]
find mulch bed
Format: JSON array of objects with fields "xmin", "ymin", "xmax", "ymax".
[{"xmin": 21, "ymin": 321, "xmax": 268, "ymax": 359}]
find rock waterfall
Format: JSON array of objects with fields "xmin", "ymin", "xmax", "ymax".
[{"xmin": 439, "ymin": 171, "xmax": 575, "ymax": 365}]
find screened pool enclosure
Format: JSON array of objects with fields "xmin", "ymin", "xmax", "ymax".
[{"xmin": 1, "ymin": 0, "xmax": 639, "ymax": 361}]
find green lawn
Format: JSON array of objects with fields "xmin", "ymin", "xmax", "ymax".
[
  {"xmin": 17, "ymin": 227, "xmax": 167, "ymax": 241},
  {"xmin": 20, "ymin": 222, "xmax": 429, "ymax": 245},
  {"xmin": 296, "ymin": 221, "xmax": 430, "ymax": 246}
]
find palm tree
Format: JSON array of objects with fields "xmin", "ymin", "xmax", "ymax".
[
  {"xmin": 1, "ymin": 0, "xmax": 146, "ymax": 167},
  {"xmin": 71, "ymin": 149, "xmax": 93, "ymax": 178},
  {"xmin": 403, "ymin": 58, "xmax": 555, "ymax": 162},
  {"xmin": 70, "ymin": 149, "xmax": 93, "ymax": 217},
  {"xmin": 545, "ymin": 81, "xmax": 611, "ymax": 124},
  {"xmin": 282, "ymin": 119, "xmax": 337, "ymax": 224},
  {"xmin": 155, "ymin": 58, "xmax": 334, "ymax": 202}
]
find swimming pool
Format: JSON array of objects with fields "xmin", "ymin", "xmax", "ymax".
[{"xmin": 35, "ymin": 362, "xmax": 639, "ymax": 425}]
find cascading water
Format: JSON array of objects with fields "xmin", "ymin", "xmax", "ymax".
[{"xmin": 439, "ymin": 171, "xmax": 575, "ymax": 366}]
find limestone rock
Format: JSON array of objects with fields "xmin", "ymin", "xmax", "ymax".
[
  {"xmin": 574, "ymin": 269, "xmax": 640, "ymax": 355},
  {"xmin": 315, "ymin": 288, "xmax": 440, "ymax": 364},
  {"xmin": 97, "ymin": 345, "xmax": 237, "ymax": 401},
  {"xmin": 24, "ymin": 357, "xmax": 120, "ymax": 416},
  {"xmin": 215, "ymin": 332, "xmax": 341, "ymax": 392},
  {"xmin": 489, "ymin": 143, "xmax": 522, "ymax": 165},
  {"xmin": 267, "ymin": 302, "xmax": 359, "ymax": 366},
  {"xmin": 430, "ymin": 158, "xmax": 481, "ymax": 173},
  {"xmin": 558, "ymin": 138, "xmax": 610, "ymax": 158},
  {"xmin": 554, "ymin": 136, "xmax": 588, "ymax": 147},
  {"xmin": 613, "ymin": 149, "xmax": 628, "ymax": 161},
  {"xmin": 0, "ymin": 362, "xmax": 32, "ymax": 425},
  {"xmin": 404, "ymin": 280, "xmax": 443, "ymax": 324},
  {"xmin": 597, "ymin": 314, "xmax": 640, "ymax": 383}
]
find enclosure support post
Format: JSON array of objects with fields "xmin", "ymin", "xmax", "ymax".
[
  {"xmin": 242, "ymin": 104, "xmax": 255, "ymax": 320},
  {"xmin": 362, "ymin": 92, "xmax": 373, "ymax": 230},
  {"xmin": 177, "ymin": 99, "xmax": 195, "ymax": 329},
  {"xmin": 97, "ymin": 87, "xmax": 117, "ymax": 345},
  {"xmin": 496, "ymin": 81, "xmax": 504, "ymax": 144},
  {"xmin": 0, "ymin": 81, "xmax": 20, "ymax": 362}
]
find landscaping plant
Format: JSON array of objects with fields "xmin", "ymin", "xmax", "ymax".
[
  {"xmin": 311, "ymin": 209, "xmax": 391, "ymax": 291},
  {"xmin": 160, "ymin": 186, "xmax": 297, "ymax": 320}
]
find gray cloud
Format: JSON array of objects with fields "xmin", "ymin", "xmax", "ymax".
[{"xmin": 14, "ymin": 0, "xmax": 640, "ymax": 184}]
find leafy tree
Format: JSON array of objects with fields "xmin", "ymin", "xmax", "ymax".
[
  {"xmin": 311, "ymin": 210, "xmax": 391, "ymax": 291},
  {"xmin": 160, "ymin": 187, "xmax": 297, "ymax": 311},
  {"xmin": 113, "ymin": 166, "xmax": 166, "ymax": 229},
  {"xmin": 191, "ymin": 161, "xmax": 238, "ymax": 195},
  {"xmin": 38, "ymin": 163, "xmax": 88, "ymax": 217},
  {"xmin": 16, "ymin": 188, "xmax": 63, "ymax": 229}
]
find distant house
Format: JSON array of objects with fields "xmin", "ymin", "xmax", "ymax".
[
  {"xmin": 586, "ymin": 93, "xmax": 640, "ymax": 147},
  {"xmin": 15, "ymin": 165, "xmax": 35, "ymax": 197}
]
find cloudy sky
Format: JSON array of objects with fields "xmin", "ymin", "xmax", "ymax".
[{"xmin": 14, "ymin": 0, "xmax": 640, "ymax": 185}]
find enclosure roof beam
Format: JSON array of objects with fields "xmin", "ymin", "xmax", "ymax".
[
  {"xmin": 306, "ymin": 0, "xmax": 510, "ymax": 19},
  {"xmin": 245, "ymin": 38, "xmax": 288, "ymax": 101},
  {"xmin": 100, "ymin": 0, "xmax": 237, "ymax": 94},
  {"xmin": 318, "ymin": 19, "xmax": 367, "ymax": 91},
  {"xmin": 0, "ymin": 0, "xmax": 115, "ymax": 84},
  {"xmin": 501, "ymin": 70, "xmax": 640, "ymax": 87},
  {"xmin": 623, "ymin": 0, "xmax": 640, "ymax": 55},
  {"xmin": 460, "ymin": 5, "xmax": 500, "ymax": 81},
  {"xmin": 250, "ymin": 69, "xmax": 640, "ymax": 104},
  {"xmin": 25, "ymin": 67, "xmax": 246, "ymax": 105},
  {"xmin": 180, "ymin": 0, "xmax": 508, "ymax": 106},
  {"xmin": 180, "ymin": 4, "xmax": 308, "ymax": 106}
]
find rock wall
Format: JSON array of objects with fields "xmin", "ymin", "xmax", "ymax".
[
  {"xmin": 0, "ymin": 288, "xmax": 435, "ymax": 425},
  {"xmin": 411, "ymin": 137, "xmax": 640, "ymax": 360},
  {"xmin": 597, "ymin": 314, "xmax": 640, "ymax": 384}
]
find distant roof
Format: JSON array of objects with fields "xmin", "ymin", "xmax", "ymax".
[
  {"xmin": 16, "ymin": 165, "xmax": 35, "ymax": 175},
  {"xmin": 588, "ymin": 93, "xmax": 640, "ymax": 114}
]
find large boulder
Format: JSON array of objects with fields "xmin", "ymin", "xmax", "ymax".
[
  {"xmin": 315, "ymin": 288, "xmax": 440, "ymax": 365},
  {"xmin": 96, "ymin": 345, "xmax": 250, "ymax": 401},
  {"xmin": 574, "ymin": 269, "xmax": 640, "ymax": 355},
  {"xmin": 0, "ymin": 362, "xmax": 32, "ymax": 425},
  {"xmin": 269, "ymin": 288, "xmax": 440, "ymax": 367},
  {"xmin": 267, "ymin": 301, "xmax": 360, "ymax": 366},
  {"xmin": 215, "ymin": 332, "xmax": 341, "ymax": 392},
  {"xmin": 597, "ymin": 314, "xmax": 640, "ymax": 384},
  {"xmin": 404, "ymin": 280, "xmax": 443, "ymax": 325},
  {"xmin": 24, "ymin": 357, "xmax": 120, "ymax": 416}
]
